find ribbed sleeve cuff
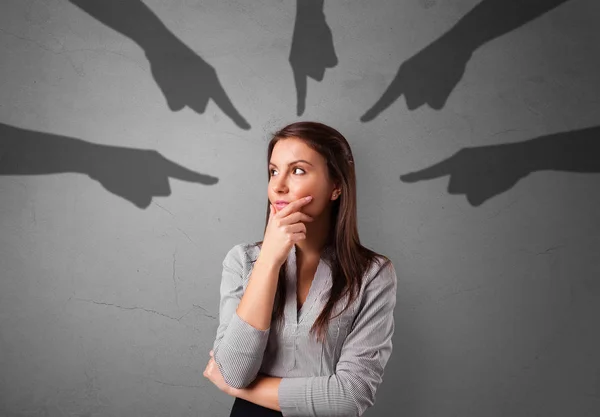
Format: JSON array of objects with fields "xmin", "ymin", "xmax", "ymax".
[
  {"xmin": 214, "ymin": 311, "xmax": 271, "ymax": 388},
  {"xmin": 219, "ymin": 310, "xmax": 270, "ymax": 354},
  {"xmin": 278, "ymin": 376, "xmax": 312, "ymax": 416}
]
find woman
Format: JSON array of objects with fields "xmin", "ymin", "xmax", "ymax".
[{"xmin": 204, "ymin": 121, "xmax": 398, "ymax": 416}]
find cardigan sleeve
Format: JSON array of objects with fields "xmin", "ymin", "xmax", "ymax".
[
  {"xmin": 211, "ymin": 244, "xmax": 271, "ymax": 389},
  {"xmin": 278, "ymin": 258, "xmax": 397, "ymax": 417}
]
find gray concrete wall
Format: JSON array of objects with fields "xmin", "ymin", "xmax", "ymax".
[{"xmin": 1, "ymin": 0, "xmax": 599, "ymax": 416}]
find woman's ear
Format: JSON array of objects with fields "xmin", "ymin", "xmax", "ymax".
[{"xmin": 330, "ymin": 181, "xmax": 342, "ymax": 200}]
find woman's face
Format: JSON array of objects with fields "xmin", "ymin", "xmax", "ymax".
[{"xmin": 268, "ymin": 137, "xmax": 338, "ymax": 218}]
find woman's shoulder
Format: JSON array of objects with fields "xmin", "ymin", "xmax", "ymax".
[
  {"xmin": 222, "ymin": 241, "xmax": 262, "ymax": 269},
  {"xmin": 363, "ymin": 252, "xmax": 396, "ymax": 287},
  {"xmin": 226, "ymin": 240, "xmax": 260, "ymax": 253}
]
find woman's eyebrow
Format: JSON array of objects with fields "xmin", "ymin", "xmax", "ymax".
[{"xmin": 269, "ymin": 159, "xmax": 313, "ymax": 167}]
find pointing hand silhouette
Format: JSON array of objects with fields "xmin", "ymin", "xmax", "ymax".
[
  {"xmin": 361, "ymin": 0, "xmax": 571, "ymax": 121},
  {"xmin": 69, "ymin": 0, "xmax": 251, "ymax": 130},
  {"xmin": 289, "ymin": 0, "xmax": 338, "ymax": 116},
  {"xmin": 400, "ymin": 143, "xmax": 530, "ymax": 206},
  {"xmin": 87, "ymin": 145, "xmax": 218, "ymax": 209},
  {"xmin": 361, "ymin": 34, "xmax": 472, "ymax": 120},
  {"xmin": 145, "ymin": 40, "xmax": 251, "ymax": 130},
  {"xmin": 0, "ymin": 122, "xmax": 218, "ymax": 209},
  {"xmin": 400, "ymin": 126, "xmax": 600, "ymax": 206}
]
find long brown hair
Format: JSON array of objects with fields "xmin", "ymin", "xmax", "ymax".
[{"xmin": 252, "ymin": 121, "xmax": 390, "ymax": 344}]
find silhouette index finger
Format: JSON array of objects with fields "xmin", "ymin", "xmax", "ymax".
[
  {"xmin": 360, "ymin": 71, "xmax": 405, "ymax": 122},
  {"xmin": 210, "ymin": 80, "xmax": 251, "ymax": 130},
  {"xmin": 159, "ymin": 153, "xmax": 219, "ymax": 185},
  {"xmin": 400, "ymin": 157, "xmax": 453, "ymax": 183}
]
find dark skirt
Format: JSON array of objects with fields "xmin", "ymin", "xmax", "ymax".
[{"xmin": 229, "ymin": 396, "xmax": 283, "ymax": 417}]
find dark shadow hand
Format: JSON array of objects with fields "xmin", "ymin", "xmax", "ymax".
[
  {"xmin": 289, "ymin": 0, "xmax": 338, "ymax": 116},
  {"xmin": 0, "ymin": 122, "xmax": 218, "ymax": 209},
  {"xmin": 360, "ymin": 0, "xmax": 571, "ymax": 121},
  {"xmin": 69, "ymin": 0, "xmax": 250, "ymax": 130},
  {"xmin": 401, "ymin": 143, "xmax": 530, "ymax": 206},
  {"xmin": 86, "ymin": 145, "xmax": 218, "ymax": 208},
  {"xmin": 145, "ymin": 40, "xmax": 251, "ymax": 130},
  {"xmin": 399, "ymin": 126, "xmax": 600, "ymax": 206},
  {"xmin": 361, "ymin": 34, "xmax": 473, "ymax": 120}
]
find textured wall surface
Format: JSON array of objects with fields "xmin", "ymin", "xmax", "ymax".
[{"xmin": 1, "ymin": 1, "xmax": 600, "ymax": 416}]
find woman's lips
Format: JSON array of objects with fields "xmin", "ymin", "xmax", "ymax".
[{"xmin": 275, "ymin": 202, "xmax": 289, "ymax": 210}]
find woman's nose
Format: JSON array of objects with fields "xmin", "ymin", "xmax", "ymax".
[
  {"xmin": 271, "ymin": 176, "xmax": 287, "ymax": 192},
  {"xmin": 273, "ymin": 184, "xmax": 288, "ymax": 194}
]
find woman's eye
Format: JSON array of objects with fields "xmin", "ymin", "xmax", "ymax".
[{"xmin": 270, "ymin": 167, "xmax": 305, "ymax": 176}]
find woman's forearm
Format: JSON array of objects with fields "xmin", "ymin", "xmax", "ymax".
[
  {"xmin": 235, "ymin": 255, "xmax": 281, "ymax": 331},
  {"xmin": 229, "ymin": 374, "xmax": 282, "ymax": 412}
]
